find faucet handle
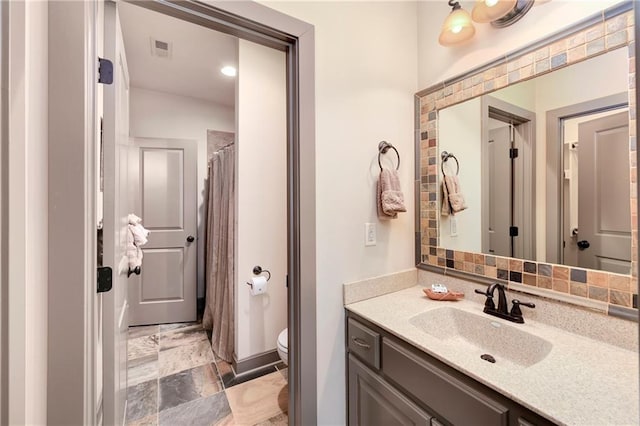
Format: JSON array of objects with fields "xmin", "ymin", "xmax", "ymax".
[
  {"xmin": 510, "ymin": 299, "xmax": 535, "ymax": 317},
  {"xmin": 474, "ymin": 288, "xmax": 495, "ymax": 310}
]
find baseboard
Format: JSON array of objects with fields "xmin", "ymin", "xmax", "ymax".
[{"xmin": 233, "ymin": 349, "xmax": 280, "ymax": 375}]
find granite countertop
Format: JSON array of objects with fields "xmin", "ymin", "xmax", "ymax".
[{"xmin": 346, "ymin": 285, "xmax": 639, "ymax": 426}]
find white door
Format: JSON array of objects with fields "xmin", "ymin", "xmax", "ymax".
[
  {"xmin": 128, "ymin": 138, "xmax": 198, "ymax": 325},
  {"xmin": 578, "ymin": 111, "xmax": 631, "ymax": 273},
  {"xmin": 102, "ymin": 2, "xmax": 130, "ymax": 425}
]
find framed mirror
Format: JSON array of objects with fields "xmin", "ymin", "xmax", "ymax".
[{"xmin": 416, "ymin": 1, "xmax": 637, "ymax": 313}]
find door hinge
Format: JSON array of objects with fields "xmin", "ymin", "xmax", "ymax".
[
  {"xmin": 97, "ymin": 266, "xmax": 113, "ymax": 293},
  {"xmin": 509, "ymin": 148, "xmax": 519, "ymax": 159},
  {"xmin": 98, "ymin": 58, "xmax": 113, "ymax": 85},
  {"xmin": 509, "ymin": 226, "xmax": 519, "ymax": 237}
]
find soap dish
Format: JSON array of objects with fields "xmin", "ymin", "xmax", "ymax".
[{"xmin": 423, "ymin": 288, "xmax": 464, "ymax": 301}]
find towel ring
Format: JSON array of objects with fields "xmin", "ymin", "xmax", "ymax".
[
  {"xmin": 378, "ymin": 141, "xmax": 400, "ymax": 171},
  {"xmin": 441, "ymin": 151, "xmax": 459, "ymax": 176}
]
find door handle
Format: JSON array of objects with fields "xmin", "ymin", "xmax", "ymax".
[
  {"xmin": 186, "ymin": 235, "xmax": 195, "ymax": 243},
  {"xmin": 351, "ymin": 337, "xmax": 371, "ymax": 350},
  {"xmin": 577, "ymin": 240, "xmax": 590, "ymax": 250}
]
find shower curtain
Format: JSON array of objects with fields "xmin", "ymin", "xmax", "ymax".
[{"xmin": 203, "ymin": 144, "xmax": 235, "ymax": 362}]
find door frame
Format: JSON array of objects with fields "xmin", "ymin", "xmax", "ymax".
[
  {"xmin": 0, "ymin": 0, "xmax": 8, "ymax": 423},
  {"xmin": 46, "ymin": 1, "xmax": 316, "ymax": 425},
  {"xmin": 545, "ymin": 92, "xmax": 628, "ymax": 265},
  {"xmin": 481, "ymin": 95, "xmax": 536, "ymax": 260}
]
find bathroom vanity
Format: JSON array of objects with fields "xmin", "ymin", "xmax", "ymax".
[{"xmin": 344, "ymin": 284, "xmax": 639, "ymax": 426}]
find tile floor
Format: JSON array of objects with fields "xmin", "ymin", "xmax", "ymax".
[{"xmin": 126, "ymin": 322, "xmax": 288, "ymax": 426}]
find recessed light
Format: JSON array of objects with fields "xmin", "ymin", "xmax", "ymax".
[{"xmin": 221, "ymin": 66, "xmax": 237, "ymax": 77}]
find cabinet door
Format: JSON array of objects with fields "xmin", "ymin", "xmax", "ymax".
[{"xmin": 348, "ymin": 355, "xmax": 432, "ymax": 426}]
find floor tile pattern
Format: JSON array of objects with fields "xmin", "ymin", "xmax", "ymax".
[{"xmin": 126, "ymin": 322, "xmax": 288, "ymax": 426}]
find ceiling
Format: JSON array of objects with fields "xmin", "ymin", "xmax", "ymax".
[{"xmin": 118, "ymin": 2, "xmax": 237, "ymax": 106}]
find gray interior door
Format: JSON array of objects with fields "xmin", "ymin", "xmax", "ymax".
[
  {"xmin": 577, "ymin": 111, "xmax": 631, "ymax": 273},
  {"xmin": 487, "ymin": 125, "xmax": 512, "ymax": 257},
  {"xmin": 102, "ymin": 2, "xmax": 130, "ymax": 424},
  {"xmin": 128, "ymin": 138, "xmax": 197, "ymax": 325}
]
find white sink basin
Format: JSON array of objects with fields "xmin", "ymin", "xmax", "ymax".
[{"xmin": 409, "ymin": 307, "xmax": 552, "ymax": 368}]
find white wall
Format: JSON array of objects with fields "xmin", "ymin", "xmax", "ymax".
[
  {"xmin": 235, "ymin": 40, "xmax": 287, "ymax": 361},
  {"xmin": 418, "ymin": 0, "xmax": 626, "ymax": 88},
  {"xmin": 129, "ymin": 87, "xmax": 235, "ymax": 298},
  {"xmin": 439, "ymin": 98, "xmax": 482, "ymax": 251},
  {"xmin": 491, "ymin": 79, "xmax": 536, "ymax": 112},
  {"xmin": 8, "ymin": 1, "xmax": 48, "ymax": 424},
  {"xmin": 260, "ymin": 2, "xmax": 418, "ymax": 424}
]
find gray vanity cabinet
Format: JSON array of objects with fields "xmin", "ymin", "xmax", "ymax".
[
  {"xmin": 349, "ymin": 355, "xmax": 433, "ymax": 426},
  {"xmin": 346, "ymin": 312, "xmax": 555, "ymax": 426}
]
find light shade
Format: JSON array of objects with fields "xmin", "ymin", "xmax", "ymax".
[
  {"xmin": 439, "ymin": 7, "xmax": 476, "ymax": 46},
  {"xmin": 472, "ymin": 0, "xmax": 517, "ymax": 23}
]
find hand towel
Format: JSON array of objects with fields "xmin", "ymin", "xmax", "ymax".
[
  {"xmin": 128, "ymin": 213, "xmax": 150, "ymax": 246},
  {"xmin": 442, "ymin": 175, "xmax": 467, "ymax": 214},
  {"xmin": 126, "ymin": 226, "xmax": 143, "ymax": 270},
  {"xmin": 377, "ymin": 177, "xmax": 397, "ymax": 219},
  {"xmin": 377, "ymin": 169, "xmax": 406, "ymax": 219},
  {"xmin": 126, "ymin": 214, "xmax": 150, "ymax": 270},
  {"xmin": 128, "ymin": 213, "xmax": 142, "ymax": 225},
  {"xmin": 441, "ymin": 180, "xmax": 450, "ymax": 216}
]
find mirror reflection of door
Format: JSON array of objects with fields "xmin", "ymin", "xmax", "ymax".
[
  {"xmin": 487, "ymin": 122, "xmax": 512, "ymax": 257},
  {"xmin": 562, "ymin": 109, "xmax": 631, "ymax": 274},
  {"xmin": 482, "ymin": 99, "xmax": 535, "ymax": 260}
]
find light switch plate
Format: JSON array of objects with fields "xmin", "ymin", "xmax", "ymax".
[
  {"xmin": 365, "ymin": 223, "xmax": 376, "ymax": 246},
  {"xmin": 450, "ymin": 216, "xmax": 458, "ymax": 237}
]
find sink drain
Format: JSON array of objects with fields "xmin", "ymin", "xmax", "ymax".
[{"xmin": 480, "ymin": 354, "xmax": 496, "ymax": 363}]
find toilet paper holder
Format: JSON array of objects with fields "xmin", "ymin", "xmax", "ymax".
[{"xmin": 246, "ymin": 265, "xmax": 271, "ymax": 288}]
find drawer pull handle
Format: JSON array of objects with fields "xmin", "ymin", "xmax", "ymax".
[{"xmin": 351, "ymin": 337, "xmax": 371, "ymax": 349}]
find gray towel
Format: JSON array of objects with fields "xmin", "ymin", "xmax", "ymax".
[{"xmin": 377, "ymin": 169, "xmax": 406, "ymax": 219}]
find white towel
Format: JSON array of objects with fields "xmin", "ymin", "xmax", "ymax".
[
  {"xmin": 377, "ymin": 169, "xmax": 406, "ymax": 219},
  {"xmin": 126, "ymin": 214, "xmax": 150, "ymax": 270}
]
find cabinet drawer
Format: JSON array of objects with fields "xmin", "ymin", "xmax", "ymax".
[
  {"xmin": 347, "ymin": 318, "xmax": 380, "ymax": 369},
  {"xmin": 383, "ymin": 339, "xmax": 509, "ymax": 426},
  {"xmin": 349, "ymin": 354, "xmax": 432, "ymax": 426}
]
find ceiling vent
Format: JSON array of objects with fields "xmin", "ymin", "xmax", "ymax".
[{"xmin": 150, "ymin": 38, "xmax": 172, "ymax": 59}]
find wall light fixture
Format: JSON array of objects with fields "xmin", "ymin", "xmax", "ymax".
[
  {"xmin": 474, "ymin": 0, "xmax": 535, "ymax": 28},
  {"xmin": 440, "ymin": 0, "xmax": 538, "ymax": 47},
  {"xmin": 438, "ymin": 0, "xmax": 476, "ymax": 47}
]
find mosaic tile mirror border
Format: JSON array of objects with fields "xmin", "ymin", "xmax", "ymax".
[{"xmin": 417, "ymin": 3, "xmax": 638, "ymax": 314}]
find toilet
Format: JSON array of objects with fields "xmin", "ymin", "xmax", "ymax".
[{"xmin": 277, "ymin": 328, "xmax": 288, "ymax": 365}]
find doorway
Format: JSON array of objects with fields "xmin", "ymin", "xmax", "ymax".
[
  {"xmin": 546, "ymin": 92, "xmax": 629, "ymax": 270},
  {"xmin": 106, "ymin": 1, "xmax": 291, "ymax": 424},
  {"xmin": 46, "ymin": 1, "xmax": 316, "ymax": 425},
  {"xmin": 481, "ymin": 96, "xmax": 536, "ymax": 260},
  {"xmin": 561, "ymin": 107, "xmax": 631, "ymax": 274}
]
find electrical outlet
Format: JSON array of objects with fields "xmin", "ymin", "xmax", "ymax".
[
  {"xmin": 365, "ymin": 223, "xmax": 377, "ymax": 246},
  {"xmin": 450, "ymin": 216, "xmax": 458, "ymax": 237}
]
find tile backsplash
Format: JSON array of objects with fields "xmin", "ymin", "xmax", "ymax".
[{"xmin": 418, "ymin": 7, "xmax": 638, "ymax": 312}]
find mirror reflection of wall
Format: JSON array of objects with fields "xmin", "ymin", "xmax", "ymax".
[{"xmin": 436, "ymin": 46, "xmax": 630, "ymax": 273}]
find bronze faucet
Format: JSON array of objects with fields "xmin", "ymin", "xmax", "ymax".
[{"xmin": 474, "ymin": 283, "xmax": 535, "ymax": 324}]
